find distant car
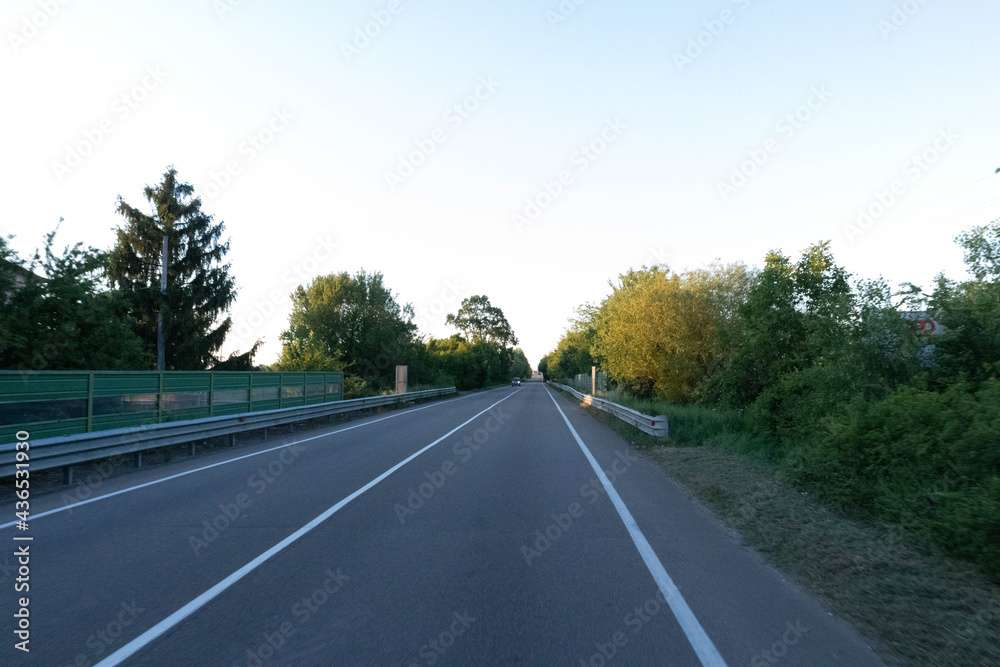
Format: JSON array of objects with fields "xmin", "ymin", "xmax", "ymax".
[{"xmin": 511, "ymin": 377, "xmax": 521, "ymax": 386}]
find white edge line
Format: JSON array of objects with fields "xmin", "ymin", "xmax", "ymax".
[
  {"xmin": 95, "ymin": 388, "xmax": 523, "ymax": 666},
  {"xmin": 543, "ymin": 386, "xmax": 727, "ymax": 667},
  {"xmin": 0, "ymin": 389, "xmax": 496, "ymax": 530}
]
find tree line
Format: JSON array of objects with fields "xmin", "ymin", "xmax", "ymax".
[
  {"xmin": 541, "ymin": 223, "xmax": 1000, "ymax": 580},
  {"xmin": 1, "ymin": 167, "xmax": 530, "ymax": 395},
  {"xmin": 1, "ymin": 168, "xmax": 257, "ymax": 372},
  {"xmin": 275, "ymin": 274, "xmax": 530, "ymax": 393}
]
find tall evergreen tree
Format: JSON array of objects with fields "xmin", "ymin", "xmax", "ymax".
[{"xmin": 107, "ymin": 167, "xmax": 258, "ymax": 370}]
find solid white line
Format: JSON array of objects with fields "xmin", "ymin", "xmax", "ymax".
[
  {"xmin": 543, "ymin": 386, "xmax": 727, "ymax": 667},
  {"xmin": 0, "ymin": 389, "xmax": 496, "ymax": 530},
  {"xmin": 95, "ymin": 388, "xmax": 522, "ymax": 666}
]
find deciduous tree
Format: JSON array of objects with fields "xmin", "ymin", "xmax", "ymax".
[
  {"xmin": 279, "ymin": 270, "xmax": 416, "ymax": 381},
  {"xmin": 445, "ymin": 295, "xmax": 518, "ymax": 347},
  {"xmin": 0, "ymin": 231, "xmax": 146, "ymax": 370}
]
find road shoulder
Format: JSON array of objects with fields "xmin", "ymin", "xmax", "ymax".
[{"xmin": 552, "ymin": 385, "xmax": 1000, "ymax": 667}]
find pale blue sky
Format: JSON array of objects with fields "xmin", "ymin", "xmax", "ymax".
[{"xmin": 3, "ymin": 0, "xmax": 999, "ymax": 367}]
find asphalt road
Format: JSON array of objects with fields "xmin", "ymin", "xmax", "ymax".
[{"xmin": 0, "ymin": 383, "xmax": 885, "ymax": 666}]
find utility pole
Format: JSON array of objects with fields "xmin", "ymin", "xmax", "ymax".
[{"xmin": 157, "ymin": 232, "xmax": 168, "ymax": 371}]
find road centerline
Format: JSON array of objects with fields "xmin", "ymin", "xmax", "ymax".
[
  {"xmin": 93, "ymin": 388, "xmax": 523, "ymax": 667},
  {"xmin": 0, "ymin": 389, "xmax": 490, "ymax": 530}
]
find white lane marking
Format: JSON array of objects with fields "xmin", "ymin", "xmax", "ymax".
[
  {"xmin": 95, "ymin": 388, "xmax": 523, "ymax": 666},
  {"xmin": 544, "ymin": 386, "xmax": 727, "ymax": 667},
  {"xmin": 0, "ymin": 389, "xmax": 504, "ymax": 530}
]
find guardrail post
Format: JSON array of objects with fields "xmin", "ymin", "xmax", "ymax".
[
  {"xmin": 157, "ymin": 372, "xmax": 164, "ymax": 424},
  {"xmin": 135, "ymin": 451, "xmax": 142, "ymax": 469},
  {"xmin": 230, "ymin": 434, "xmax": 236, "ymax": 447},
  {"xmin": 63, "ymin": 466, "xmax": 73, "ymax": 485},
  {"xmin": 653, "ymin": 415, "xmax": 670, "ymax": 439},
  {"xmin": 86, "ymin": 373, "xmax": 94, "ymax": 433},
  {"xmin": 190, "ymin": 442, "xmax": 196, "ymax": 456}
]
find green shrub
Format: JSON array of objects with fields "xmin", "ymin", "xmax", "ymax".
[
  {"xmin": 789, "ymin": 380, "xmax": 1000, "ymax": 578},
  {"xmin": 606, "ymin": 377, "xmax": 1000, "ymax": 580},
  {"xmin": 343, "ymin": 375, "xmax": 375, "ymax": 399}
]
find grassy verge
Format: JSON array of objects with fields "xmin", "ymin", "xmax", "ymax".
[{"xmin": 550, "ymin": 385, "xmax": 1000, "ymax": 667}]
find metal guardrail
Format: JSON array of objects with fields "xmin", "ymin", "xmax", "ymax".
[
  {"xmin": 0, "ymin": 388, "xmax": 456, "ymax": 479},
  {"xmin": 551, "ymin": 383, "xmax": 669, "ymax": 439}
]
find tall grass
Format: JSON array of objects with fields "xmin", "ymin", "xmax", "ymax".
[{"xmin": 600, "ymin": 389, "xmax": 770, "ymax": 458}]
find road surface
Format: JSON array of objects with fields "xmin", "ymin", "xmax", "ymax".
[{"xmin": 0, "ymin": 383, "xmax": 884, "ymax": 666}]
